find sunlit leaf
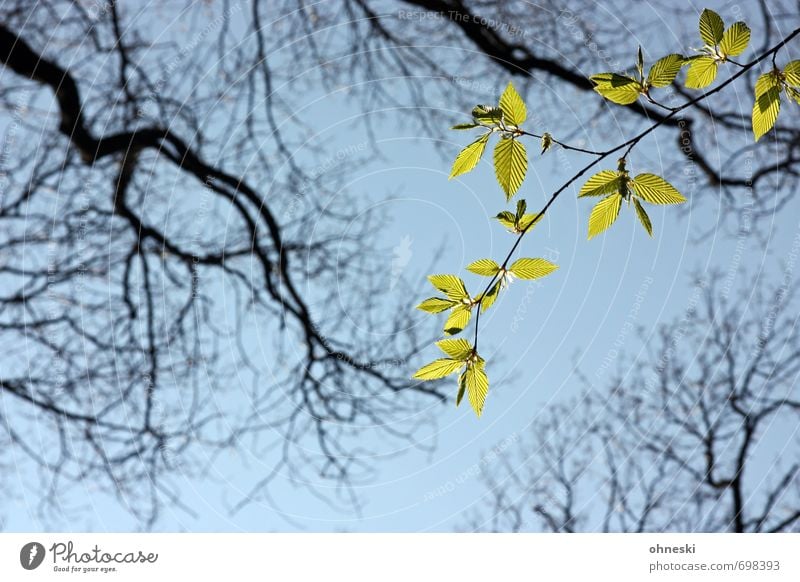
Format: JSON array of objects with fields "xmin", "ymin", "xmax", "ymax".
[
  {"xmin": 494, "ymin": 138, "xmax": 528, "ymax": 200},
  {"xmin": 685, "ymin": 56, "xmax": 718, "ymax": 89},
  {"xmin": 588, "ymin": 193, "xmax": 622, "ymax": 239},
  {"xmin": 755, "ymin": 71, "xmax": 782, "ymax": 97},
  {"xmin": 517, "ymin": 213, "xmax": 542, "ymax": 232},
  {"xmin": 631, "ymin": 173, "xmax": 686, "ymax": 204},
  {"xmin": 465, "ymin": 363, "xmax": 489, "ymax": 417},
  {"xmin": 699, "ymin": 8, "xmax": 724, "ymax": 46},
  {"xmin": 456, "ymin": 372, "xmax": 467, "ymax": 406},
  {"xmin": 579, "ymin": 170, "xmax": 621, "ymax": 198},
  {"xmin": 509, "ymin": 258, "xmax": 559, "ymax": 280},
  {"xmin": 449, "ymin": 133, "xmax": 490, "ymax": 179},
  {"xmin": 436, "ymin": 338, "xmax": 473, "ymax": 360},
  {"xmin": 413, "ymin": 358, "xmax": 464, "ymax": 380},
  {"xmin": 752, "ymin": 86, "xmax": 781, "ymax": 142},
  {"xmin": 499, "ymin": 82, "xmax": 527, "ymax": 126},
  {"xmin": 591, "ymin": 73, "xmax": 642, "ymax": 105},
  {"xmin": 428, "ymin": 274, "xmax": 469, "ymax": 301},
  {"xmin": 647, "ymin": 54, "xmax": 685, "ymax": 88},
  {"xmin": 451, "ymin": 123, "xmax": 479, "ymax": 130},
  {"xmin": 444, "ymin": 305, "xmax": 472, "ymax": 335},
  {"xmin": 495, "ymin": 211, "xmax": 517, "ymax": 231},
  {"xmin": 720, "ymin": 22, "xmax": 750, "ymax": 57},
  {"xmin": 472, "ymin": 105, "xmax": 503, "ymax": 125},
  {"xmin": 633, "ymin": 198, "xmax": 653, "ymax": 237},
  {"xmin": 467, "ymin": 258, "xmax": 501, "ymax": 277},
  {"xmin": 416, "ymin": 297, "xmax": 456, "ymax": 314}
]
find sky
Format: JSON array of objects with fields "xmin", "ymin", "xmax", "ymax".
[{"xmin": 2, "ymin": 0, "xmax": 799, "ymax": 532}]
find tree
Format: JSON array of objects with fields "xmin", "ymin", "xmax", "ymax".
[{"xmin": 465, "ymin": 274, "xmax": 800, "ymax": 532}]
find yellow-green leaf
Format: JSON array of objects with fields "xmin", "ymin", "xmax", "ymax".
[
  {"xmin": 479, "ymin": 282, "xmax": 500, "ymax": 312},
  {"xmin": 450, "ymin": 133, "xmax": 490, "ymax": 179},
  {"xmin": 413, "ymin": 358, "xmax": 464, "ymax": 380},
  {"xmin": 784, "ymin": 61, "xmax": 800, "ymax": 87},
  {"xmin": 699, "ymin": 8, "xmax": 724, "ymax": 46},
  {"xmin": 436, "ymin": 338, "xmax": 473, "ymax": 360},
  {"xmin": 720, "ymin": 22, "xmax": 750, "ymax": 57},
  {"xmin": 472, "ymin": 105, "xmax": 503, "ymax": 125},
  {"xmin": 467, "ymin": 258, "xmax": 501, "ymax": 277},
  {"xmin": 499, "ymin": 82, "xmax": 527, "ymax": 126},
  {"xmin": 752, "ymin": 86, "xmax": 781, "ymax": 141},
  {"xmin": 591, "ymin": 73, "xmax": 642, "ymax": 105},
  {"xmin": 631, "ymin": 173, "xmax": 686, "ymax": 204},
  {"xmin": 755, "ymin": 71, "xmax": 782, "ymax": 98},
  {"xmin": 416, "ymin": 297, "xmax": 456, "ymax": 313},
  {"xmin": 646, "ymin": 54, "xmax": 685, "ymax": 88},
  {"xmin": 465, "ymin": 364, "xmax": 489, "ymax": 417},
  {"xmin": 588, "ymin": 194, "xmax": 622, "ymax": 239},
  {"xmin": 451, "ymin": 123, "xmax": 479, "ymax": 130},
  {"xmin": 494, "ymin": 138, "xmax": 527, "ymax": 200},
  {"xmin": 685, "ymin": 56, "xmax": 718, "ymax": 89},
  {"xmin": 633, "ymin": 198, "xmax": 653, "ymax": 237},
  {"xmin": 517, "ymin": 213, "xmax": 542, "ymax": 232},
  {"xmin": 428, "ymin": 274, "xmax": 469, "ymax": 301},
  {"xmin": 579, "ymin": 170, "xmax": 621, "ymax": 198},
  {"xmin": 456, "ymin": 372, "xmax": 467, "ymax": 407},
  {"xmin": 495, "ymin": 211, "xmax": 517, "ymax": 231},
  {"xmin": 444, "ymin": 305, "xmax": 472, "ymax": 335},
  {"xmin": 541, "ymin": 132, "xmax": 553, "ymax": 154},
  {"xmin": 509, "ymin": 258, "xmax": 559, "ymax": 280}
]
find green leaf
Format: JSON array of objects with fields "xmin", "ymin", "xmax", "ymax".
[
  {"xmin": 493, "ymin": 138, "xmax": 528, "ymax": 200},
  {"xmin": 499, "ymin": 82, "xmax": 527, "ymax": 126},
  {"xmin": 479, "ymin": 282, "xmax": 500, "ymax": 312},
  {"xmin": 465, "ymin": 363, "xmax": 489, "ymax": 418},
  {"xmin": 784, "ymin": 61, "xmax": 800, "ymax": 87},
  {"xmin": 591, "ymin": 73, "xmax": 642, "ymax": 105},
  {"xmin": 699, "ymin": 8, "xmax": 724, "ymax": 46},
  {"xmin": 444, "ymin": 305, "xmax": 472, "ymax": 335},
  {"xmin": 451, "ymin": 123, "xmax": 480, "ymax": 130},
  {"xmin": 509, "ymin": 258, "xmax": 559, "ymax": 280},
  {"xmin": 755, "ymin": 71, "xmax": 782, "ymax": 98},
  {"xmin": 472, "ymin": 105, "xmax": 503, "ymax": 125},
  {"xmin": 413, "ymin": 358, "xmax": 464, "ymax": 380},
  {"xmin": 467, "ymin": 258, "xmax": 501, "ymax": 276},
  {"xmin": 720, "ymin": 22, "xmax": 750, "ymax": 57},
  {"xmin": 579, "ymin": 170, "xmax": 621, "ymax": 197},
  {"xmin": 495, "ymin": 211, "xmax": 517, "ymax": 231},
  {"xmin": 416, "ymin": 297, "xmax": 456, "ymax": 313},
  {"xmin": 786, "ymin": 86, "xmax": 800, "ymax": 106},
  {"xmin": 450, "ymin": 133, "xmax": 490, "ymax": 179},
  {"xmin": 646, "ymin": 54, "xmax": 685, "ymax": 88},
  {"xmin": 456, "ymin": 372, "xmax": 467, "ymax": 407},
  {"xmin": 517, "ymin": 213, "xmax": 542, "ymax": 232},
  {"xmin": 685, "ymin": 56, "xmax": 718, "ymax": 89},
  {"xmin": 516, "ymin": 199, "xmax": 527, "ymax": 219},
  {"xmin": 428, "ymin": 274, "xmax": 469, "ymax": 301},
  {"xmin": 633, "ymin": 198, "xmax": 653, "ymax": 237},
  {"xmin": 541, "ymin": 132, "xmax": 553, "ymax": 154},
  {"xmin": 636, "ymin": 45, "xmax": 644, "ymax": 79},
  {"xmin": 630, "ymin": 173, "xmax": 686, "ymax": 204},
  {"xmin": 752, "ymin": 86, "xmax": 781, "ymax": 142},
  {"xmin": 436, "ymin": 338, "xmax": 473, "ymax": 360},
  {"xmin": 588, "ymin": 194, "xmax": 622, "ymax": 239}
]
